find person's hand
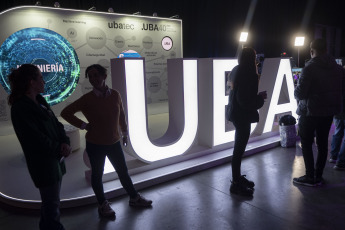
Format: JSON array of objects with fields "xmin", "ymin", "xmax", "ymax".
[
  {"xmin": 60, "ymin": 143, "xmax": 72, "ymax": 157},
  {"xmin": 259, "ymin": 91, "xmax": 267, "ymax": 100},
  {"xmin": 122, "ymin": 135, "xmax": 128, "ymax": 147}
]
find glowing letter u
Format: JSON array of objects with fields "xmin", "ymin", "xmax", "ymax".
[{"xmin": 112, "ymin": 58, "xmax": 198, "ymax": 162}]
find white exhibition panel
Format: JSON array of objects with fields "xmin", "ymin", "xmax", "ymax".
[{"xmin": 0, "ymin": 6, "xmax": 182, "ymax": 121}]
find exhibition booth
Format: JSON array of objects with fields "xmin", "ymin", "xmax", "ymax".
[{"xmin": 0, "ymin": 6, "xmax": 298, "ymax": 209}]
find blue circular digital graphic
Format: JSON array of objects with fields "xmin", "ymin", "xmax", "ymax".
[{"xmin": 0, "ymin": 27, "xmax": 80, "ymax": 106}]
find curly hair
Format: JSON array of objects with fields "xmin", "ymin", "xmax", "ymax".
[{"xmin": 85, "ymin": 64, "xmax": 107, "ymax": 78}]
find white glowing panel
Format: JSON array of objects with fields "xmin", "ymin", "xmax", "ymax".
[
  {"xmin": 124, "ymin": 59, "xmax": 198, "ymax": 162},
  {"xmin": 263, "ymin": 59, "xmax": 298, "ymax": 133}
]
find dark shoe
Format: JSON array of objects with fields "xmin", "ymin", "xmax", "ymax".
[
  {"xmin": 329, "ymin": 157, "xmax": 337, "ymax": 163},
  {"xmin": 314, "ymin": 177, "xmax": 324, "ymax": 186},
  {"xmin": 230, "ymin": 181, "xmax": 254, "ymax": 196},
  {"xmin": 98, "ymin": 200, "xmax": 116, "ymax": 219},
  {"xmin": 334, "ymin": 164, "xmax": 345, "ymax": 170},
  {"xmin": 293, "ymin": 175, "xmax": 316, "ymax": 187},
  {"xmin": 238, "ymin": 175, "xmax": 255, "ymax": 188},
  {"xmin": 129, "ymin": 193, "xmax": 152, "ymax": 207}
]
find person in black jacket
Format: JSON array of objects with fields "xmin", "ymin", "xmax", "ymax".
[
  {"xmin": 8, "ymin": 64, "xmax": 71, "ymax": 230},
  {"xmin": 294, "ymin": 38, "xmax": 345, "ymax": 186},
  {"xmin": 227, "ymin": 47, "xmax": 266, "ymax": 196}
]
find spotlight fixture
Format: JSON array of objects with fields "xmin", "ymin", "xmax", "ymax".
[
  {"xmin": 88, "ymin": 6, "xmax": 96, "ymax": 11},
  {"xmin": 108, "ymin": 7, "xmax": 114, "ymax": 13},
  {"xmin": 153, "ymin": 12, "xmax": 158, "ymax": 17},
  {"xmin": 54, "ymin": 2, "xmax": 60, "ymax": 8},
  {"xmin": 170, "ymin": 15, "xmax": 179, "ymax": 19},
  {"xmin": 133, "ymin": 11, "xmax": 141, "ymax": 15},
  {"xmin": 239, "ymin": 32, "xmax": 248, "ymax": 43},
  {"xmin": 35, "ymin": 1, "xmax": 42, "ymax": 6},
  {"xmin": 294, "ymin": 36, "xmax": 305, "ymax": 47}
]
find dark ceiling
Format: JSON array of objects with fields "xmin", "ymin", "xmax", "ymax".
[{"xmin": 1, "ymin": 0, "xmax": 345, "ymax": 65}]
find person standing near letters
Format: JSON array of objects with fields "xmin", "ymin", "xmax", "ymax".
[
  {"xmin": 293, "ymin": 38, "xmax": 345, "ymax": 186},
  {"xmin": 61, "ymin": 64, "xmax": 152, "ymax": 220},
  {"xmin": 9, "ymin": 64, "xmax": 71, "ymax": 230},
  {"xmin": 227, "ymin": 47, "xmax": 267, "ymax": 196}
]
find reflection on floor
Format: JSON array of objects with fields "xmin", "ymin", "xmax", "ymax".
[{"xmin": 1, "ymin": 138, "xmax": 345, "ymax": 230}]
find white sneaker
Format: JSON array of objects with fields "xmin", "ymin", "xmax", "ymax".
[{"xmin": 98, "ymin": 200, "xmax": 115, "ymax": 218}]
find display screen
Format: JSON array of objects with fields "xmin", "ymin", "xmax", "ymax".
[
  {"xmin": 0, "ymin": 27, "xmax": 80, "ymax": 106},
  {"xmin": 291, "ymin": 67, "xmax": 302, "ymax": 86}
]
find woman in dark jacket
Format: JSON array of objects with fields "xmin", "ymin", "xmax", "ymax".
[
  {"xmin": 9, "ymin": 64, "xmax": 71, "ymax": 230},
  {"xmin": 227, "ymin": 47, "xmax": 266, "ymax": 196}
]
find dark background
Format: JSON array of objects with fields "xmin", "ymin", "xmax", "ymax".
[{"xmin": 1, "ymin": 0, "xmax": 345, "ymax": 67}]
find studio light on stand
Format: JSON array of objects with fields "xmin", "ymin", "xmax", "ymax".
[
  {"xmin": 54, "ymin": 2, "xmax": 60, "ymax": 8},
  {"xmin": 294, "ymin": 36, "xmax": 305, "ymax": 67},
  {"xmin": 236, "ymin": 31, "xmax": 249, "ymax": 57}
]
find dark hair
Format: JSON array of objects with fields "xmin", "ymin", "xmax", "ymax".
[
  {"xmin": 8, "ymin": 64, "xmax": 40, "ymax": 105},
  {"xmin": 238, "ymin": 47, "xmax": 257, "ymax": 72},
  {"xmin": 310, "ymin": 38, "xmax": 327, "ymax": 54},
  {"xmin": 85, "ymin": 64, "xmax": 107, "ymax": 78}
]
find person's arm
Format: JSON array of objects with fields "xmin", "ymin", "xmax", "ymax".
[
  {"xmin": 117, "ymin": 93, "xmax": 128, "ymax": 145},
  {"xmin": 54, "ymin": 114, "xmax": 71, "ymax": 157},
  {"xmin": 60, "ymin": 96, "xmax": 87, "ymax": 129},
  {"xmin": 38, "ymin": 95, "xmax": 70, "ymax": 146}
]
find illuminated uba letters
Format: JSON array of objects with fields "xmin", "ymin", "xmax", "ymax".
[{"xmin": 111, "ymin": 58, "xmax": 297, "ymax": 162}]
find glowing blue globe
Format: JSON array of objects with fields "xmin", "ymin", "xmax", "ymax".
[{"xmin": 0, "ymin": 27, "xmax": 80, "ymax": 106}]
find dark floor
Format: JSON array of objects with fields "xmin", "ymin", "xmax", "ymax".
[{"xmin": 1, "ymin": 143, "xmax": 345, "ymax": 230}]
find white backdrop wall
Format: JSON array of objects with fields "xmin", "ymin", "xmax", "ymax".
[{"xmin": 0, "ymin": 6, "xmax": 182, "ymax": 121}]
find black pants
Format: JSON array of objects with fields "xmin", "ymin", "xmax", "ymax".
[
  {"xmin": 86, "ymin": 141, "xmax": 138, "ymax": 205},
  {"xmin": 232, "ymin": 120, "xmax": 251, "ymax": 181},
  {"xmin": 38, "ymin": 181, "xmax": 64, "ymax": 230},
  {"xmin": 298, "ymin": 115, "xmax": 333, "ymax": 178}
]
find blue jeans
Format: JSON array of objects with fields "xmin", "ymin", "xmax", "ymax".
[
  {"xmin": 298, "ymin": 115, "xmax": 333, "ymax": 178},
  {"xmin": 231, "ymin": 120, "xmax": 251, "ymax": 181},
  {"xmin": 330, "ymin": 118, "xmax": 345, "ymax": 165},
  {"xmin": 86, "ymin": 141, "xmax": 138, "ymax": 205},
  {"xmin": 38, "ymin": 181, "xmax": 64, "ymax": 230}
]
